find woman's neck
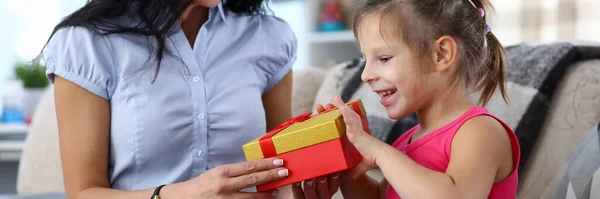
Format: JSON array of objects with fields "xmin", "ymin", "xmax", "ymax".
[
  {"xmin": 179, "ymin": 4, "xmax": 210, "ymax": 48},
  {"xmin": 414, "ymin": 88, "xmax": 474, "ymax": 138}
]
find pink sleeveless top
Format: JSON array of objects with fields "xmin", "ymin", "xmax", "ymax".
[{"xmin": 386, "ymin": 106, "xmax": 520, "ymax": 199}]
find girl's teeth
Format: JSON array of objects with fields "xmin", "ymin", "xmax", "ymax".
[
  {"xmin": 380, "ymin": 90, "xmax": 397, "ymax": 97},
  {"xmin": 378, "ymin": 90, "xmax": 397, "ymax": 98}
]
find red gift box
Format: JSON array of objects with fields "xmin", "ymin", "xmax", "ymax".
[{"xmin": 242, "ymin": 99, "xmax": 370, "ymax": 192}]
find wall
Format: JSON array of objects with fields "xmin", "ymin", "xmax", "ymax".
[
  {"xmin": 0, "ymin": 0, "xmax": 86, "ymax": 194},
  {"xmin": 270, "ymin": 0, "xmax": 307, "ymax": 69}
]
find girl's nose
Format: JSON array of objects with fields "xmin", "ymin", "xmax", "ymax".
[{"xmin": 361, "ymin": 62, "xmax": 378, "ymax": 83}]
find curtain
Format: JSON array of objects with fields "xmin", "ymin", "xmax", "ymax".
[{"xmin": 490, "ymin": 0, "xmax": 600, "ymax": 46}]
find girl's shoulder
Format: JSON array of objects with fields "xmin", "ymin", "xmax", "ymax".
[
  {"xmin": 453, "ymin": 106, "xmax": 517, "ymax": 153},
  {"xmin": 450, "ymin": 107, "xmax": 521, "ymax": 171},
  {"xmin": 458, "ymin": 106, "xmax": 516, "ymax": 140}
]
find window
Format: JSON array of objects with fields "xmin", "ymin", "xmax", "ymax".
[
  {"xmin": 270, "ymin": 0, "xmax": 307, "ymax": 69},
  {"xmin": 0, "ymin": 0, "xmax": 86, "ymax": 112},
  {"xmin": 490, "ymin": 0, "xmax": 600, "ymax": 46},
  {"xmin": 0, "ymin": 0, "xmax": 87, "ymax": 86}
]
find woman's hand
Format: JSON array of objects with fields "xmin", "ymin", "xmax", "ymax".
[{"xmin": 171, "ymin": 158, "xmax": 289, "ymax": 199}]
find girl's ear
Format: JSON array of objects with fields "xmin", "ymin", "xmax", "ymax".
[{"xmin": 432, "ymin": 36, "xmax": 457, "ymax": 72}]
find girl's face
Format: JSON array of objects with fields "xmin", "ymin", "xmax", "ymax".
[
  {"xmin": 192, "ymin": 0, "xmax": 221, "ymax": 8},
  {"xmin": 358, "ymin": 14, "xmax": 447, "ymax": 119}
]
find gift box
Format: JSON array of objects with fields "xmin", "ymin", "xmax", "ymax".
[{"xmin": 242, "ymin": 99, "xmax": 370, "ymax": 192}]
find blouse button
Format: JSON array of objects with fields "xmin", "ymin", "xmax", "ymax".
[{"xmin": 192, "ymin": 76, "xmax": 200, "ymax": 83}]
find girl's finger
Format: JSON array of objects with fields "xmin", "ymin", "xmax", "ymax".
[
  {"xmin": 316, "ymin": 104, "xmax": 326, "ymax": 113},
  {"xmin": 325, "ymin": 103, "xmax": 336, "ymax": 110},
  {"xmin": 332, "ymin": 96, "xmax": 347, "ymax": 114},
  {"xmin": 346, "ymin": 110, "xmax": 362, "ymax": 130},
  {"xmin": 328, "ymin": 173, "xmax": 340, "ymax": 194},
  {"xmin": 291, "ymin": 183, "xmax": 306, "ymax": 199},
  {"xmin": 334, "ymin": 103, "xmax": 360, "ymax": 129},
  {"xmin": 303, "ymin": 179, "xmax": 318, "ymax": 199},
  {"xmin": 316, "ymin": 176, "xmax": 331, "ymax": 199}
]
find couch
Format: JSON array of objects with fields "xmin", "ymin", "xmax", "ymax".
[{"xmin": 14, "ymin": 48, "xmax": 600, "ymax": 199}]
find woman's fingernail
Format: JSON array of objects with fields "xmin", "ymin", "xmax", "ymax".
[
  {"xmin": 307, "ymin": 179, "xmax": 314, "ymax": 186},
  {"xmin": 273, "ymin": 159, "xmax": 284, "ymax": 166},
  {"xmin": 272, "ymin": 189, "xmax": 279, "ymax": 196},
  {"xmin": 277, "ymin": 169, "xmax": 289, "ymax": 177}
]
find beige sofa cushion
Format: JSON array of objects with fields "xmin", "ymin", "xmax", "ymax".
[
  {"xmin": 537, "ymin": 124, "xmax": 600, "ymax": 199},
  {"xmin": 482, "ymin": 60, "xmax": 600, "ymax": 199},
  {"xmin": 292, "ymin": 67, "xmax": 327, "ymax": 116},
  {"xmin": 16, "ymin": 87, "xmax": 64, "ymax": 194},
  {"xmin": 523, "ymin": 60, "xmax": 600, "ymax": 199}
]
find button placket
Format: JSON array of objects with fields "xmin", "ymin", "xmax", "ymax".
[
  {"xmin": 195, "ymin": 25, "xmax": 210, "ymax": 171},
  {"xmin": 171, "ymin": 26, "xmax": 211, "ymax": 175}
]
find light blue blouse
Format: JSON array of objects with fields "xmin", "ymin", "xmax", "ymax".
[{"xmin": 43, "ymin": 3, "xmax": 296, "ymax": 191}]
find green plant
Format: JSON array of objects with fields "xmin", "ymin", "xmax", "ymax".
[{"xmin": 14, "ymin": 61, "xmax": 49, "ymax": 88}]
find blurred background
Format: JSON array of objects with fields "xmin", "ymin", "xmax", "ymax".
[{"xmin": 0, "ymin": 0, "xmax": 600, "ymax": 196}]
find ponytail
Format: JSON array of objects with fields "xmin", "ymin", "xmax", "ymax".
[{"xmin": 479, "ymin": 32, "xmax": 509, "ymax": 106}]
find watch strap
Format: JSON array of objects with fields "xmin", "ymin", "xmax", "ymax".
[{"xmin": 151, "ymin": 184, "xmax": 166, "ymax": 199}]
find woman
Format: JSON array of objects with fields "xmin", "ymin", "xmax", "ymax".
[{"xmin": 42, "ymin": 0, "xmax": 336, "ymax": 198}]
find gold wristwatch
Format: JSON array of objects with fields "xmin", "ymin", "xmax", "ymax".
[{"xmin": 151, "ymin": 185, "xmax": 166, "ymax": 199}]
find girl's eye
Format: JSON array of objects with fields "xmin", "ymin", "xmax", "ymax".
[{"xmin": 379, "ymin": 56, "xmax": 392, "ymax": 63}]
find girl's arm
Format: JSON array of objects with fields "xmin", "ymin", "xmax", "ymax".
[{"xmin": 376, "ymin": 116, "xmax": 513, "ymax": 199}]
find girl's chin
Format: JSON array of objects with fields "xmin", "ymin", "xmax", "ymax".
[
  {"xmin": 384, "ymin": 106, "xmax": 405, "ymax": 120},
  {"xmin": 384, "ymin": 103, "xmax": 416, "ymax": 120}
]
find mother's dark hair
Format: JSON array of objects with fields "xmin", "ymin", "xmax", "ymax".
[{"xmin": 42, "ymin": 0, "xmax": 265, "ymax": 78}]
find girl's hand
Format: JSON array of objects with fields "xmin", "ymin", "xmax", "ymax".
[
  {"xmin": 291, "ymin": 173, "xmax": 340, "ymax": 199},
  {"xmin": 331, "ymin": 95, "xmax": 384, "ymax": 179},
  {"xmin": 171, "ymin": 158, "xmax": 288, "ymax": 199},
  {"xmin": 290, "ymin": 103, "xmax": 340, "ymax": 199}
]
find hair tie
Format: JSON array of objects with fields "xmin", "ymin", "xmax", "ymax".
[
  {"xmin": 478, "ymin": 8, "xmax": 485, "ymax": 17},
  {"xmin": 467, "ymin": 0, "xmax": 476, "ymax": 8},
  {"xmin": 485, "ymin": 24, "xmax": 492, "ymax": 34}
]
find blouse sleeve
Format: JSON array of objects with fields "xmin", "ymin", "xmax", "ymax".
[
  {"xmin": 257, "ymin": 16, "xmax": 298, "ymax": 94},
  {"xmin": 43, "ymin": 26, "xmax": 116, "ymax": 100}
]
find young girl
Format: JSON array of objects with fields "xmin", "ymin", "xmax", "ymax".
[{"xmin": 298, "ymin": 0, "xmax": 520, "ymax": 198}]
